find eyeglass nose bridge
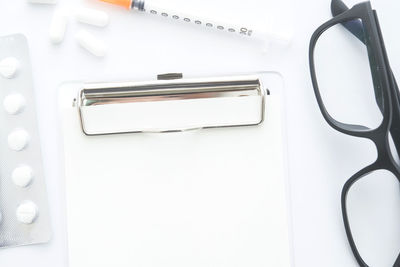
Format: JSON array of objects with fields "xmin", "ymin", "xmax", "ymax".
[{"xmin": 369, "ymin": 131, "xmax": 400, "ymax": 171}]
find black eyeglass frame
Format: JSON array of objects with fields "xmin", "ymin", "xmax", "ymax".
[{"xmin": 309, "ymin": 1, "xmax": 400, "ymax": 266}]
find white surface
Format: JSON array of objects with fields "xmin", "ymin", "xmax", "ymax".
[
  {"xmin": 60, "ymin": 75, "xmax": 290, "ymax": 267},
  {"xmin": 1, "ymin": 0, "xmax": 400, "ymax": 266},
  {"xmin": 28, "ymin": 0, "xmax": 57, "ymax": 4}
]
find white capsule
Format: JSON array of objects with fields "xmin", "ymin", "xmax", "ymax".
[
  {"xmin": 0, "ymin": 211, "xmax": 2, "ymax": 224},
  {"xmin": 50, "ymin": 9, "xmax": 68, "ymax": 44},
  {"xmin": 28, "ymin": 0, "xmax": 57, "ymax": 4},
  {"xmin": 0, "ymin": 57, "xmax": 19, "ymax": 79},
  {"xmin": 4, "ymin": 93, "xmax": 26, "ymax": 115},
  {"xmin": 75, "ymin": 7, "xmax": 109, "ymax": 27},
  {"xmin": 75, "ymin": 30, "xmax": 107, "ymax": 57},
  {"xmin": 16, "ymin": 201, "xmax": 38, "ymax": 224},
  {"xmin": 8, "ymin": 129, "xmax": 30, "ymax": 151},
  {"xmin": 12, "ymin": 165, "xmax": 34, "ymax": 188}
]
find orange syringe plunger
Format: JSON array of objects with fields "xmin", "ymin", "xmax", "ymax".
[{"xmin": 99, "ymin": 0, "xmax": 132, "ymax": 9}]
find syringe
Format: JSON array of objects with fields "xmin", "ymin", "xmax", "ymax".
[{"xmin": 99, "ymin": 0, "xmax": 291, "ymax": 46}]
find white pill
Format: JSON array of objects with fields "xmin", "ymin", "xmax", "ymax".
[
  {"xmin": 0, "ymin": 211, "xmax": 2, "ymax": 224},
  {"xmin": 50, "ymin": 9, "xmax": 68, "ymax": 44},
  {"xmin": 75, "ymin": 30, "xmax": 107, "ymax": 57},
  {"xmin": 0, "ymin": 57, "xmax": 19, "ymax": 79},
  {"xmin": 4, "ymin": 94, "xmax": 26, "ymax": 115},
  {"xmin": 12, "ymin": 165, "xmax": 34, "ymax": 188},
  {"xmin": 16, "ymin": 201, "xmax": 38, "ymax": 224},
  {"xmin": 75, "ymin": 7, "xmax": 109, "ymax": 27},
  {"xmin": 8, "ymin": 129, "xmax": 30, "ymax": 151}
]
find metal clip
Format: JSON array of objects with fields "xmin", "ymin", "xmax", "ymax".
[{"xmin": 77, "ymin": 74, "xmax": 266, "ymax": 135}]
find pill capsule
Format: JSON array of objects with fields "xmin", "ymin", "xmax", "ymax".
[
  {"xmin": 50, "ymin": 9, "xmax": 68, "ymax": 44},
  {"xmin": 28, "ymin": 0, "xmax": 57, "ymax": 4},
  {"xmin": 75, "ymin": 30, "xmax": 107, "ymax": 57},
  {"xmin": 8, "ymin": 129, "xmax": 30, "ymax": 151},
  {"xmin": 0, "ymin": 211, "xmax": 2, "ymax": 224},
  {"xmin": 0, "ymin": 57, "xmax": 19, "ymax": 79},
  {"xmin": 16, "ymin": 201, "xmax": 38, "ymax": 224},
  {"xmin": 75, "ymin": 7, "xmax": 109, "ymax": 27},
  {"xmin": 4, "ymin": 94, "xmax": 26, "ymax": 115},
  {"xmin": 12, "ymin": 165, "xmax": 34, "ymax": 188}
]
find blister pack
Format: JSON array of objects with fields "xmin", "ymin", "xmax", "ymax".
[{"xmin": 0, "ymin": 34, "xmax": 51, "ymax": 248}]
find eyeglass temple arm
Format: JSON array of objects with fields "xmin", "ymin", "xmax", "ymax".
[
  {"xmin": 331, "ymin": 0, "xmax": 366, "ymax": 44},
  {"xmin": 331, "ymin": 1, "xmax": 400, "ymax": 265},
  {"xmin": 331, "ymin": 0, "xmax": 400, "ymax": 144}
]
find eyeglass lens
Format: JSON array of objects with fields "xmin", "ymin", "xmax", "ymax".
[{"xmin": 313, "ymin": 18, "xmax": 383, "ymax": 130}]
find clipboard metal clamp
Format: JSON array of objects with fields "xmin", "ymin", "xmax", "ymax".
[{"xmin": 75, "ymin": 73, "xmax": 266, "ymax": 135}]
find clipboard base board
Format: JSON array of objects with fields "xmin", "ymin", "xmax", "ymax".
[{"xmin": 59, "ymin": 72, "xmax": 292, "ymax": 267}]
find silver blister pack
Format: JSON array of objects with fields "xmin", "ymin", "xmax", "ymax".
[{"xmin": 0, "ymin": 34, "xmax": 51, "ymax": 248}]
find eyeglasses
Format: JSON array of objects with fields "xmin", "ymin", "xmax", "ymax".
[{"xmin": 309, "ymin": 0, "xmax": 400, "ymax": 266}]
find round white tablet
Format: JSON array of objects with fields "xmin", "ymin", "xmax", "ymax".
[
  {"xmin": 12, "ymin": 165, "xmax": 34, "ymax": 188},
  {"xmin": 0, "ymin": 57, "xmax": 19, "ymax": 79},
  {"xmin": 8, "ymin": 129, "xmax": 30, "ymax": 151},
  {"xmin": 3, "ymin": 94, "xmax": 26, "ymax": 115},
  {"xmin": 16, "ymin": 201, "xmax": 38, "ymax": 224}
]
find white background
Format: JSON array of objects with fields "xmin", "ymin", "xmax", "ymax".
[{"xmin": 0, "ymin": 0, "xmax": 400, "ymax": 266}]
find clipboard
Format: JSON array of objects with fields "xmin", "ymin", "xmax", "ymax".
[{"xmin": 58, "ymin": 72, "xmax": 292, "ymax": 267}]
